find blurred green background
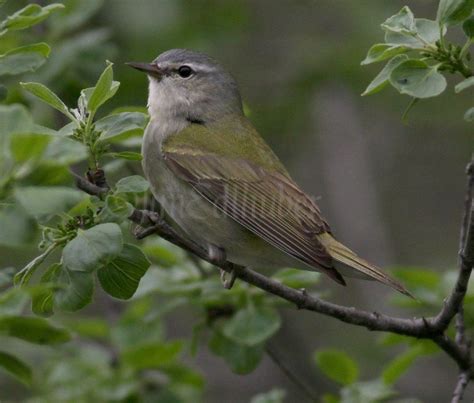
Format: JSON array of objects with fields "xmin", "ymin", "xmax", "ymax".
[{"xmin": 1, "ymin": 0, "xmax": 473, "ymax": 401}]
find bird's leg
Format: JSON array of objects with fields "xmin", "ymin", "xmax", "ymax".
[
  {"xmin": 220, "ymin": 269, "xmax": 237, "ymax": 290},
  {"xmin": 208, "ymin": 244, "xmax": 236, "ymax": 289}
]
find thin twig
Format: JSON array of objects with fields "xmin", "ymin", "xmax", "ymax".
[
  {"xmin": 433, "ymin": 334, "xmax": 471, "ymax": 372},
  {"xmin": 455, "ymin": 305, "xmax": 466, "ymax": 346},
  {"xmin": 452, "ymin": 371, "xmax": 470, "ymax": 403},
  {"xmin": 266, "ymin": 344, "xmax": 317, "ymax": 402},
  {"xmin": 70, "ymin": 169, "xmax": 108, "ymax": 196}
]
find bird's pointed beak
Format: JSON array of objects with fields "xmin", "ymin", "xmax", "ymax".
[{"xmin": 126, "ymin": 62, "xmax": 163, "ymax": 78}]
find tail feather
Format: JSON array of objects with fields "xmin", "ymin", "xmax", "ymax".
[{"xmin": 318, "ymin": 234, "xmax": 413, "ymax": 298}]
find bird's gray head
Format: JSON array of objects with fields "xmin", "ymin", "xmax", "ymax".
[{"xmin": 127, "ymin": 49, "xmax": 243, "ymax": 125}]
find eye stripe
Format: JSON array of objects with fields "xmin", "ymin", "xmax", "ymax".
[{"xmin": 179, "ymin": 62, "xmax": 217, "ymax": 73}]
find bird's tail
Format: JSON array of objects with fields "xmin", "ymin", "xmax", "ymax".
[{"xmin": 318, "ymin": 233, "xmax": 413, "ymax": 298}]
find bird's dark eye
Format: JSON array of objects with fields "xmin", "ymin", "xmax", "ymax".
[{"xmin": 178, "ymin": 65, "xmax": 193, "ymax": 78}]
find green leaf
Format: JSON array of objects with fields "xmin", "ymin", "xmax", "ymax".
[
  {"xmin": 250, "ymin": 389, "xmax": 286, "ymax": 403},
  {"xmin": 341, "ymin": 380, "xmax": 396, "ymax": 402},
  {"xmin": 380, "ymin": 333, "xmax": 413, "ymax": 347},
  {"xmin": 64, "ymin": 317, "xmax": 109, "ymax": 339},
  {"xmin": 14, "ymin": 243, "xmax": 58, "ymax": 286},
  {"xmin": 0, "ymin": 203, "xmax": 36, "ymax": 247},
  {"xmin": 0, "ymin": 288, "xmax": 29, "ymax": 316},
  {"xmin": 322, "ymin": 394, "xmax": 340, "ymax": 403},
  {"xmin": 464, "ymin": 106, "xmax": 474, "ymax": 121},
  {"xmin": 455, "ymin": 76, "xmax": 474, "ymax": 93},
  {"xmin": 222, "ymin": 305, "xmax": 281, "ymax": 346},
  {"xmin": 314, "ymin": 349, "xmax": 359, "ymax": 386},
  {"xmin": 62, "ymin": 223, "xmax": 123, "ymax": 272},
  {"xmin": 108, "ymin": 151, "xmax": 143, "ymax": 161},
  {"xmin": 160, "ymin": 363, "xmax": 204, "ymax": 389},
  {"xmin": 97, "ymin": 195, "xmax": 134, "ymax": 223},
  {"xmin": 31, "ymin": 263, "xmax": 61, "ymax": 317},
  {"xmin": 437, "ymin": 0, "xmax": 474, "ymax": 26},
  {"xmin": 87, "ymin": 61, "xmax": 115, "ymax": 113},
  {"xmin": 272, "ymin": 268, "xmax": 320, "ymax": 288},
  {"xmin": 80, "ymin": 81, "xmax": 120, "ymax": 112},
  {"xmin": 0, "ymin": 351, "xmax": 32, "ymax": 386},
  {"xmin": 115, "ymin": 175, "xmax": 149, "ymax": 194},
  {"xmin": 381, "ymin": 6, "xmax": 416, "ymax": 34},
  {"xmin": 142, "ymin": 239, "xmax": 180, "ymax": 267},
  {"xmin": 0, "ymin": 104, "xmax": 31, "ymax": 169},
  {"xmin": 0, "ymin": 316, "xmax": 70, "ymax": 344},
  {"xmin": 9, "ymin": 122, "xmax": 56, "ymax": 137},
  {"xmin": 390, "ymin": 60, "xmax": 447, "ymax": 98},
  {"xmin": 96, "ymin": 112, "xmax": 148, "ymax": 142},
  {"xmin": 362, "ymin": 54, "xmax": 409, "ymax": 96},
  {"xmin": 43, "ymin": 137, "xmax": 88, "ymax": 165},
  {"xmin": 15, "ymin": 186, "xmax": 84, "ymax": 219},
  {"xmin": 20, "ymin": 82, "xmax": 74, "ymax": 120},
  {"xmin": 0, "ymin": 3, "xmax": 64, "ymax": 32},
  {"xmin": 48, "ymin": 0, "xmax": 103, "ymax": 35},
  {"xmin": 361, "ymin": 44, "xmax": 408, "ymax": 65},
  {"xmin": 382, "ymin": 346, "xmax": 427, "ymax": 385},
  {"xmin": 0, "ymin": 43, "xmax": 50, "ymax": 76},
  {"xmin": 209, "ymin": 331, "xmax": 264, "ymax": 374},
  {"xmin": 0, "ymin": 104, "xmax": 32, "ymax": 137},
  {"xmin": 54, "ymin": 268, "xmax": 94, "ymax": 311},
  {"xmin": 98, "ymin": 244, "xmax": 150, "ymax": 300},
  {"xmin": 0, "ymin": 267, "xmax": 15, "ymax": 287},
  {"xmin": 112, "ymin": 301, "xmax": 164, "ymax": 349},
  {"xmin": 10, "ymin": 132, "xmax": 51, "ymax": 162},
  {"xmin": 123, "ymin": 341, "xmax": 183, "ymax": 370},
  {"xmin": 463, "ymin": 16, "xmax": 474, "ymax": 37},
  {"xmin": 23, "ymin": 166, "xmax": 70, "ymax": 187},
  {"xmin": 385, "ymin": 19, "xmax": 444, "ymax": 47}
]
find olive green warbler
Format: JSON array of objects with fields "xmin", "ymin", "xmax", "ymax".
[{"xmin": 128, "ymin": 49, "xmax": 410, "ymax": 296}]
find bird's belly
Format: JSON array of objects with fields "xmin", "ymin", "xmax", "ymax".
[
  {"xmin": 144, "ymin": 158, "xmax": 299, "ymax": 269},
  {"xmin": 141, "ymin": 123, "xmax": 308, "ymax": 271},
  {"xmin": 143, "ymin": 142, "xmax": 227, "ymax": 239}
]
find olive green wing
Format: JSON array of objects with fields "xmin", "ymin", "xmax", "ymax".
[{"xmin": 162, "ymin": 118, "xmax": 345, "ymax": 285}]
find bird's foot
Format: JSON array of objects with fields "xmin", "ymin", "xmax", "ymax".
[
  {"xmin": 220, "ymin": 268, "xmax": 237, "ymax": 289},
  {"xmin": 145, "ymin": 211, "xmax": 163, "ymax": 226},
  {"xmin": 208, "ymin": 244, "xmax": 236, "ymax": 289},
  {"xmin": 132, "ymin": 210, "xmax": 164, "ymax": 239}
]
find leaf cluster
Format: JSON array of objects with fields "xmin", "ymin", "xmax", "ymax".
[{"xmin": 362, "ymin": 1, "xmax": 474, "ymax": 121}]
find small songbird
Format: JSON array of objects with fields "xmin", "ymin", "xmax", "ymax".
[{"xmin": 127, "ymin": 49, "xmax": 411, "ymax": 296}]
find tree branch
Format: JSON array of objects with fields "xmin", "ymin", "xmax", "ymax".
[
  {"xmin": 452, "ymin": 371, "xmax": 470, "ymax": 403},
  {"xmin": 71, "ymin": 158, "xmax": 474, "ymax": 391},
  {"xmin": 70, "ymin": 169, "xmax": 108, "ymax": 197},
  {"xmin": 432, "ymin": 159, "xmax": 474, "ymax": 334}
]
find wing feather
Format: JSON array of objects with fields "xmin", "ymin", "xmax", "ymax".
[
  {"xmin": 159, "ymin": 117, "xmax": 412, "ymax": 295},
  {"xmin": 164, "ymin": 152, "xmax": 345, "ymax": 284}
]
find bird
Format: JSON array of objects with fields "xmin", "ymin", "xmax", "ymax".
[{"xmin": 127, "ymin": 49, "xmax": 411, "ymax": 297}]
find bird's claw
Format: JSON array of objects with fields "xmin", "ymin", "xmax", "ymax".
[
  {"xmin": 208, "ymin": 245, "xmax": 237, "ymax": 289},
  {"xmin": 220, "ymin": 268, "xmax": 237, "ymax": 289},
  {"xmin": 146, "ymin": 211, "xmax": 163, "ymax": 225}
]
